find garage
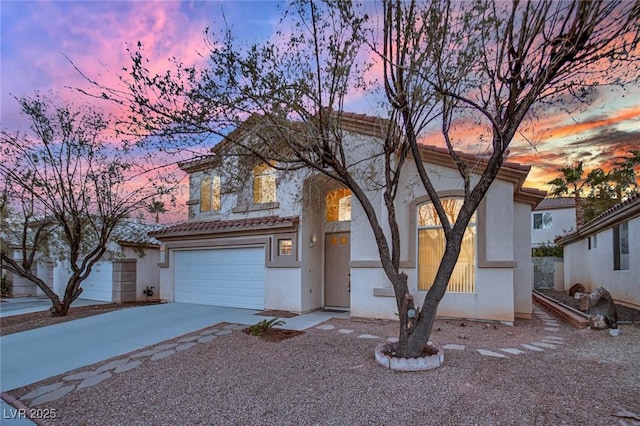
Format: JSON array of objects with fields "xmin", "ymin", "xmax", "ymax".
[
  {"xmin": 78, "ymin": 261, "xmax": 113, "ymax": 302},
  {"xmin": 173, "ymin": 247, "xmax": 265, "ymax": 309}
]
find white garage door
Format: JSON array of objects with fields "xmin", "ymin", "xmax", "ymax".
[
  {"xmin": 174, "ymin": 247, "xmax": 265, "ymax": 309},
  {"xmin": 79, "ymin": 261, "xmax": 113, "ymax": 302}
]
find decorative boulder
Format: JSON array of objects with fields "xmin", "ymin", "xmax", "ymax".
[
  {"xmin": 568, "ymin": 283, "xmax": 586, "ymax": 297},
  {"xmin": 588, "ymin": 287, "xmax": 618, "ymax": 330},
  {"xmin": 579, "ymin": 293, "xmax": 590, "ymax": 311}
]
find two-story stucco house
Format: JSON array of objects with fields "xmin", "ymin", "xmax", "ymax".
[
  {"xmin": 531, "ymin": 197, "xmax": 576, "ymax": 248},
  {"xmin": 151, "ymin": 113, "xmax": 545, "ymax": 324}
]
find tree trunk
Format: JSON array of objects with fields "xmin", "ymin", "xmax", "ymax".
[
  {"xmin": 396, "ymin": 232, "xmax": 463, "ymax": 358},
  {"xmin": 575, "ymin": 192, "xmax": 584, "ymax": 228}
]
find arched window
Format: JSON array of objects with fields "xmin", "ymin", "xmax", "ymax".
[
  {"xmin": 253, "ymin": 163, "xmax": 276, "ymax": 204},
  {"xmin": 417, "ymin": 198, "xmax": 476, "ymax": 293},
  {"xmin": 200, "ymin": 176, "xmax": 220, "ymax": 212},
  {"xmin": 326, "ymin": 188, "xmax": 352, "ymax": 222}
]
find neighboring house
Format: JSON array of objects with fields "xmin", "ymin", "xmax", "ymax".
[
  {"xmin": 531, "ymin": 197, "xmax": 576, "ymax": 248},
  {"xmin": 556, "ymin": 193, "xmax": 640, "ymax": 309},
  {"xmin": 2, "ymin": 220, "xmax": 164, "ymax": 302},
  {"xmin": 152, "ymin": 113, "xmax": 545, "ymax": 324}
]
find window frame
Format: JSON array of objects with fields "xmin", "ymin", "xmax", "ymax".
[
  {"xmin": 199, "ymin": 175, "xmax": 221, "ymax": 213},
  {"xmin": 252, "ymin": 163, "xmax": 277, "ymax": 205},
  {"xmin": 533, "ymin": 212, "xmax": 552, "ymax": 230},
  {"xmin": 417, "ymin": 198, "xmax": 477, "ymax": 293},
  {"xmin": 326, "ymin": 188, "xmax": 352, "ymax": 222},
  {"xmin": 613, "ymin": 221, "xmax": 629, "ymax": 271}
]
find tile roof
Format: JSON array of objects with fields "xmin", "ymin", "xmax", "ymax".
[
  {"xmin": 582, "ymin": 192, "xmax": 640, "ymax": 228},
  {"xmin": 556, "ymin": 192, "xmax": 640, "ymax": 246},
  {"xmin": 534, "ymin": 197, "xmax": 576, "ymax": 211},
  {"xmin": 150, "ymin": 216, "xmax": 299, "ymax": 238}
]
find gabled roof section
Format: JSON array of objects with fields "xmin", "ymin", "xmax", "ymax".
[
  {"xmin": 150, "ymin": 216, "xmax": 299, "ymax": 240},
  {"xmin": 414, "ymin": 145, "xmax": 546, "ymax": 207},
  {"xmin": 534, "ymin": 197, "xmax": 576, "ymax": 211},
  {"xmin": 210, "ymin": 112, "xmax": 393, "ymax": 156},
  {"xmin": 556, "ymin": 192, "xmax": 640, "ymax": 246}
]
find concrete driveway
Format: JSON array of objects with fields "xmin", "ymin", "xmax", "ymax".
[{"xmin": 0, "ymin": 302, "xmax": 346, "ymax": 392}]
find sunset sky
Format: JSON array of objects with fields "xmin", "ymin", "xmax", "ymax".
[{"xmin": 2, "ymin": 1, "xmax": 639, "ymax": 223}]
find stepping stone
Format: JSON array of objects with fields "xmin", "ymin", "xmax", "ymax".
[
  {"xmin": 477, "ymin": 349, "xmax": 507, "ymax": 358},
  {"xmin": 198, "ymin": 335, "xmax": 217, "ymax": 343},
  {"xmin": 357, "ymin": 334, "xmax": 380, "ymax": 339},
  {"xmin": 545, "ymin": 336, "xmax": 564, "ymax": 341},
  {"xmin": 97, "ymin": 359, "xmax": 129, "ymax": 372},
  {"xmin": 151, "ymin": 350, "xmax": 175, "ymax": 361},
  {"xmin": 541, "ymin": 339, "xmax": 564, "ymax": 345},
  {"xmin": 500, "ymin": 348, "xmax": 524, "ymax": 355},
  {"xmin": 386, "ymin": 337, "xmax": 399, "ymax": 343},
  {"xmin": 63, "ymin": 370, "xmax": 99, "ymax": 381},
  {"xmin": 77, "ymin": 372, "xmax": 112, "ymax": 389},
  {"xmin": 176, "ymin": 342, "xmax": 197, "ymax": 351},
  {"xmin": 130, "ymin": 349, "xmax": 160, "ymax": 359},
  {"xmin": 521, "ymin": 344, "xmax": 544, "ymax": 352},
  {"xmin": 532, "ymin": 342, "xmax": 557, "ymax": 349},
  {"xmin": 178, "ymin": 335, "xmax": 201, "ymax": 343},
  {"xmin": 215, "ymin": 330, "xmax": 232, "ymax": 336},
  {"xmin": 114, "ymin": 360, "xmax": 143, "ymax": 374},
  {"xmin": 316, "ymin": 324, "xmax": 335, "ymax": 330},
  {"xmin": 31, "ymin": 385, "xmax": 75, "ymax": 406},
  {"xmin": 223, "ymin": 324, "xmax": 243, "ymax": 330},
  {"xmin": 154, "ymin": 343, "xmax": 178, "ymax": 351},
  {"xmin": 338, "ymin": 329, "xmax": 354, "ymax": 334},
  {"xmin": 22, "ymin": 382, "xmax": 64, "ymax": 400},
  {"xmin": 200, "ymin": 328, "xmax": 221, "ymax": 335},
  {"xmin": 544, "ymin": 327, "xmax": 560, "ymax": 332},
  {"xmin": 443, "ymin": 344, "xmax": 466, "ymax": 351}
]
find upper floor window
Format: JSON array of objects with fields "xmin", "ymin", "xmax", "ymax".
[
  {"xmin": 200, "ymin": 176, "xmax": 221, "ymax": 212},
  {"xmin": 533, "ymin": 212, "xmax": 552, "ymax": 230},
  {"xmin": 613, "ymin": 221, "xmax": 629, "ymax": 270},
  {"xmin": 253, "ymin": 163, "xmax": 276, "ymax": 204},
  {"xmin": 326, "ymin": 188, "xmax": 352, "ymax": 222},
  {"xmin": 417, "ymin": 198, "xmax": 476, "ymax": 293}
]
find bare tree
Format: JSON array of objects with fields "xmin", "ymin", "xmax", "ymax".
[
  {"xmin": 84, "ymin": 0, "xmax": 638, "ymax": 357},
  {"xmin": 0, "ymin": 93, "xmax": 179, "ymax": 316}
]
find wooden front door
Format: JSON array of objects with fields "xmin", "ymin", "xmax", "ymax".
[{"xmin": 325, "ymin": 232, "xmax": 351, "ymax": 308}]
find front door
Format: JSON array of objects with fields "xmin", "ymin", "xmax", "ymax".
[{"xmin": 325, "ymin": 232, "xmax": 351, "ymax": 308}]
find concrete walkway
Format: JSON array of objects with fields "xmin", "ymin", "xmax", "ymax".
[{"xmin": 0, "ymin": 303, "xmax": 347, "ymax": 393}]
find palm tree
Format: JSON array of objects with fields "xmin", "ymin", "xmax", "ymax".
[
  {"xmin": 147, "ymin": 199, "xmax": 166, "ymax": 224},
  {"xmin": 547, "ymin": 162, "xmax": 593, "ymax": 228}
]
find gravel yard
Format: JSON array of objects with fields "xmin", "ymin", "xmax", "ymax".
[{"xmin": 7, "ymin": 308, "xmax": 640, "ymax": 425}]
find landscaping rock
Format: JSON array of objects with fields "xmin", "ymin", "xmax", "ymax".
[
  {"xmin": 589, "ymin": 287, "xmax": 618, "ymax": 330},
  {"xmin": 568, "ymin": 283, "xmax": 586, "ymax": 297},
  {"xmin": 579, "ymin": 293, "xmax": 590, "ymax": 311}
]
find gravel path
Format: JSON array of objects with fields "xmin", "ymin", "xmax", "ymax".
[{"xmin": 7, "ymin": 307, "xmax": 640, "ymax": 425}]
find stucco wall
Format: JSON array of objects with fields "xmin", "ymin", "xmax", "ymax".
[
  {"xmin": 513, "ymin": 202, "xmax": 533, "ymax": 318},
  {"xmin": 564, "ymin": 216, "xmax": 640, "ymax": 308},
  {"xmin": 349, "ymin": 160, "xmax": 519, "ymax": 323},
  {"xmin": 532, "ymin": 207, "xmax": 575, "ymax": 247},
  {"xmin": 122, "ymin": 247, "xmax": 161, "ymax": 301},
  {"xmin": 264, "ymin": 267, "xmax": 302, "ymax": 311}
]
